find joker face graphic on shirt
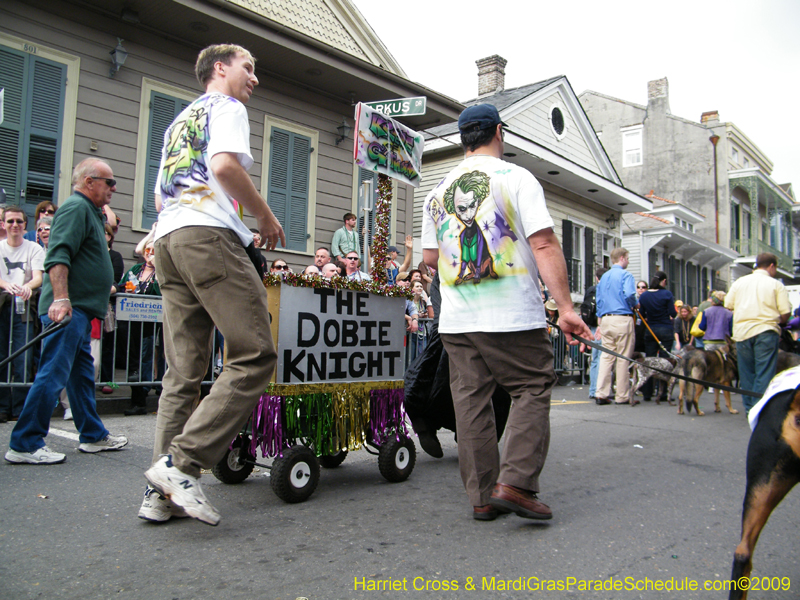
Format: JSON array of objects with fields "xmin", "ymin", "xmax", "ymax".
[{"xmin": 443, "ymin": 170, "xmax": 498, "ymax": 285}]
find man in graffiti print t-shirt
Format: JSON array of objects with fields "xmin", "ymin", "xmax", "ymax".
[
  {"xmin": 140, "ymin": 44, "xmax": 284, "ymax": 526},
  {"xmin": 421, "ymin": 104, "xmax": 590, "ymax": 522}
]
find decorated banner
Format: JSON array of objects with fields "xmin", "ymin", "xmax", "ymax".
[
  {"xmin": 276, "ymin": 285, "xmax": 405, "ymax": 384},
  {"xmin": 353, "ymin": 102, "xmax": 424, "ymax": 188},
  {"xmin": 115, "ymin": 294, "xmax": 163, "ymax": 322}
]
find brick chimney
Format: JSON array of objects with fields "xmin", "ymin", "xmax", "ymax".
[
  {"xmin": 701, "ymin": 111, "xmax": 719, "ymax": 124},
  {"xmin": 476, "ymin": 55, "xmax": 507, "ymax": 97},
  {"xmin": 647, "ymin": 77, "xmax": 671, "ymax": 114}
]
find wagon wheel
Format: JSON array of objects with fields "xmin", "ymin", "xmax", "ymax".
[
  {"xmin": 319, "ymin": 449, "xmax": 348, "ymax": 469},
  {"xmin": 212, "ymin": 436, "xmax": 254, "ymax": 484},
  {"xmin": 378, "ymin": 437, "xmax": 416, "ymax": 482},
  {"xmin": 270, "ymin": 445, "xmax": 320, "ymax": 503}
]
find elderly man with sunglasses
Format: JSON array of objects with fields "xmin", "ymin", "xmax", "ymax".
[{"xmin": 5, "ymin": 158, "xmax": 127, "ymax": 463}]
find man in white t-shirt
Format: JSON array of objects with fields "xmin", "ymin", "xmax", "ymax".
[
  {"xmin": 421, "ymin": 104, "xmax": 590, "ymax": 522},
  {"xmin": 0, "ymin": 206, "xmax": 45, "ymax": 421},
  {"xmin": 141, "ymin": 44, "xmax": 285, "ymax": 527}
]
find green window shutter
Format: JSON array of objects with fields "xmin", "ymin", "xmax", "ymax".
[
  {"xmin": 143, "ymin": 91, "xmax": 190, "ymax": 229},
  {"xmin": 288, "ymin": 134, "xmax": 310, "ymax": 251},
  {"xmin": 0, "ymin": 46, "xmax": 25, "ymax": 206},
  {"xmin": 584, "ymin": 227, "xmax": 594, "ymax": 289},
  {"xmin": 0, "ymin": 47, "xmax": 65, "ymax": 227},
  {"xmin": 267, "ymin": 128, "xmax": 290, "ymax": 243},
  {"xmin": 23, "ymin": 56, "xmax": 66, "ymax": 219},
  {"xmin": 268, "ymin": 127, "xmax": 310, "ymax": 252},
  {"xmin": 357, "ymin": 168, "xmax": 378, "ymax": 248},
  {"xmin": 562, "ymin": 219, "xmax": 573, "ymax": 290}
]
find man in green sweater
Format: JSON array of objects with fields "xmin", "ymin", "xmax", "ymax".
[{"xmin": 5, "ymin": 158, "xmax": 128, "ymax": 465}]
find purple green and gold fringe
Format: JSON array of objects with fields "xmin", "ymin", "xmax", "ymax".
[{"xmin": 249, "ymin": 381, "xmax": 405, "ymax": 459}]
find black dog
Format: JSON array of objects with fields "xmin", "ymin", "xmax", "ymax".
[{"xmin": 730, "ymin": 382, "xmax": 800, "ymax": 599}]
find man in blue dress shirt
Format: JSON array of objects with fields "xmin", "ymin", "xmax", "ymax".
[{"xmin": 594, "ymin": 248, "xmax": 637, "ymax": 405}]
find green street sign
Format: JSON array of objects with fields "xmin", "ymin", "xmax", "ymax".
[{"xmin": 364, "ymin": 96, "xmax": 426, "ymax": 118}]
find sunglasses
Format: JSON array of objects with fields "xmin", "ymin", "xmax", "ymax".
[
  {"xmin": 37, "ymin": 227, "xmax": 50, "ymax": 233},
  {"xmin": 345, "ymin": 256, "xmax": 359, "ymax": 261},
  {"xmin": 5, "ymin": 219, "xmax": 24, "ymax": 225},
  {"xmin": 43, "ymin": 209, "xmax": 55, "ymax": 215},
  {"xmin": 90, "ymin": 176, "xmax": 117, "ymax": 187},
  {"xmin": 144, "ymin": 249, "xmax": 155, "ymax": 256},
  {"xmin": 637, "ymin": 285, "xmax": 647, "ymax": 289},
  {"xmin": 273, "ymin": 265, "xmax": 289, "ymax": 270}
]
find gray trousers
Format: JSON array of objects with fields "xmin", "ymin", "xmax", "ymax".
[
  {"xmin": 441, "ymin": 329, "xmax": 555, "ymax": 507},
  {"xmin": 153, "ymin": 226, "xmax": 277, "ymax": 477}
]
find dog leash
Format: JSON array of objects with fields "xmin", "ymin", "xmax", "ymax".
[
  {"xmin": 634, "ymin": 307, "xmax": 680, "ymax": 361},
  {"xmin": 549, "ymin": 320, "xmax": 761, "ymax": 398}
]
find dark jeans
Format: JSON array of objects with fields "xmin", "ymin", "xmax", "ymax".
[
  {"xmin": 642, "ymin": 324, "xmax": 674, "ymax": 400},
  {"xmin": 10, "ymin": 309, "xmax": 108, "ymax": 452},
  {"xmin": 737, "ymin": 330, "xmax": 779, "ymax": 414},
  {"xmin": 0, "ymin": 302, "xmax": 34, "ymax": 418}
]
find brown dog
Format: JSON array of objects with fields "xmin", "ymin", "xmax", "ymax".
[
  {"xmin": 730, "ymin": 383, "xmax": 800, "ymax": 599},
  {"xmin": 677, "ymin": 341, "xmax": 739, "ymax": 416}
]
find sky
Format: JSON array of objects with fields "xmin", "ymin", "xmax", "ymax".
[{"xmin": 352, "ymin": 0, "xmax": 800, "ymax": 191}]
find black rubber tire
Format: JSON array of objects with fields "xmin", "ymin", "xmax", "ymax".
[
  {"xmin": 270, "ymin": 445, "xmax": 320, "ymax": 503},
  {"xmin": 212, "ymin": 438, "xmax": 255, "ymax": 484},
  {"xmin": 319, "ymin": 450, "xmax": 348, "ymax": 469},
  {"xmin": 378, "ymin": 437, "xmax": 416, "ymax": 482}
]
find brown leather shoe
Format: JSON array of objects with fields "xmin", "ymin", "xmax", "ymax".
[
  {"xmin": 473, "ymin": 504, "xmax": 498, "ymax": 521},
  {"xmin": 489, "ymin": 483, "xmax": 552, "ymax": 520}
]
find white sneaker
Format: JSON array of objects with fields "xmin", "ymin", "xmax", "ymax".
[
  {"xmin": 5, "ymin": 446, "xmax": 66, "ymax": 465},
  {"xmin": 138, "ymin": 486, "xmax": 189, "ymax": 522},
  {"xmin": 144, "ymin": 455, "xmax": 220, "ymax": 526},
  {"xmin": 78, "ymin": 433, "xmax": 128, "ymax": 453},
  {"xmin": 63, "ymin": 408, "xmax": 73, "ymax": 421}
]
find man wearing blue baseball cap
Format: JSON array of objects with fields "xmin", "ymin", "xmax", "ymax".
[{"xmin": 421, "ymin": 103, "xmax": 591, "ymax": 521}]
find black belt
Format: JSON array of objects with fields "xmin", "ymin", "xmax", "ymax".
[{"xmin": 602, "ymin": 313, "xmax": 632, "ymax": 317}]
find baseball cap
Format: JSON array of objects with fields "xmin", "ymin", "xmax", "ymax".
[
  {"xmin": 387, "ymin": 246, "xmax": 398, "ymax": 253},
  {"xmin": 458, "ymin": 104, "xmax": 508, "ymax": 133}
]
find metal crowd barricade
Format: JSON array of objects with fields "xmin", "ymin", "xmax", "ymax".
[
  {"xmin": 0, "ymin": 293, "xmax": 222, "ymax": 393},
  {"xmin": 403, "ymin": 316, "xmax": 433, "ymax": 369},
  {"xmin": 0, "ymin": 296, "xmax": 37, "ymax": 389},
  {"xmin": 551, "ymin": 330, "xmax": 588, "ymax": 383},
  {"xmin": 1, "ymin": 297, "xmax": 588, "ymax": 393},
  {"xmin": 106, "ymin": 293, "xmax": 219, "ymax": 389}
]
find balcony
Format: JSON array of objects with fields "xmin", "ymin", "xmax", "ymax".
[{"xmin": 731, "ymin": 238, "xmax": 793, "ymax": 272}]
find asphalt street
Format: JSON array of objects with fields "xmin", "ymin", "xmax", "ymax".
[{"xmin": 1, "ymin": 383, "xmax": 797, "ymax": 600}]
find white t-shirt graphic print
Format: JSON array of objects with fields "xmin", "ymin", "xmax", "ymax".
[
  {"xmin": 154, "ymin": 92, "xmax": 255, "ymax": 246},
  {"xmin": 421, "ymin": 155, "xmax": 553, "ymax": 334}
]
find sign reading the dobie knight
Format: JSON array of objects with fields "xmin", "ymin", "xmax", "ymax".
[
  {"xmin": 353, "ymin": 102, "xmax": 424, "ymax": 188},
  {"xmin": 277, "ymin": 286, "xmax": 405, "ymax": 384},
  {"xmin": 115, "ymin": 294, "xmax": 163, "ymax": 322}
]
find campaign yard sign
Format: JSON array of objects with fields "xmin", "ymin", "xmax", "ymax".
[
  {"xmin": 277, "ymin": 285, "xmax": 405, "ymax": 384},
  {"xmin": 353, "ymin": 102, "xmax": 424, "ymax": 188},
  {"xmin": 115, "ymin": 294, "xmax": 163, "ymax": 322}
]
